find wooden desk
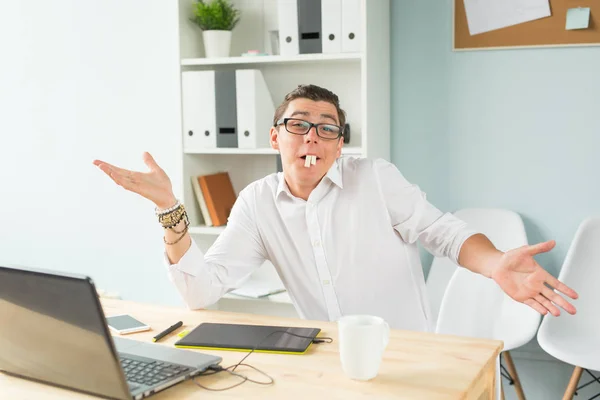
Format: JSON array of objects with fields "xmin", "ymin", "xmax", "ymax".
[{"xmin": 0, "ymin": 299, "xmax": 502, "ymax": 399}]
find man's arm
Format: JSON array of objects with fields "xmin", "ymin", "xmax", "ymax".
[
  {"xmin": 373, "ymin": 158, "xmax": 578, "ymax": 316},
  {"xmin": 165, "ymin": 191, "xmax": 268, "ymax": 309},
  {"xmin": 456, "ymin": 233, "xmax": 502, "ymax": 278},
  {"xmin": 164, "ymin": 218, "xmax": 192, "ymax": 265},
  {"xmin": 457, "ymin": 233, "xmax": 578, "ymax": 316},
  {"xmin": 373, "ymin": 158, "xmax": 477, "ymax": 264},
  {"xmin": 93, "ymin": 152, "xmax": 194, "ymax": 265},
  {"xmin": 158, "ymin": 196, "xmax": 193, "ymax": 265},
  {"xmin": 93, "ymin": 153, "xmax": 267, "ymax": 309}
]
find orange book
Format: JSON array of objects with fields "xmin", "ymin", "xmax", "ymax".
[{"xmin": 198, "ymin": 172, "xmax": 237, "ymax": 226}]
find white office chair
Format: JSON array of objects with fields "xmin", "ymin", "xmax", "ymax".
[
  {"xmin": 537, "ymin": 217, "xmax": 600, "ymax": 400},
  {"xmin": 436, "ymin": 267, "xmax": 504, "ymax": 399},
  {"xmin": 426, "ymin": 208, "xmax": 526, "ymax": 326},
  {"xmin": 425, "ymin": 250, "xmax": 456, "ymax": 329},
  {"xmin": 433, "ymin": 208, "xmax": 540, "ymax": 400}
]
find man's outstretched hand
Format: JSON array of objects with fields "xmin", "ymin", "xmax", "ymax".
[
  {"xmin": 93, "ymin": 152, "xmax": 177, "ymax": 209},
  {"xmin": 491, "ymin": 240, "xmax": 578, "ymax": 316}
]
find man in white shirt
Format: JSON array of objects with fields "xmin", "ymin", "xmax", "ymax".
[{"xmin": 94, "ymin": 84, "xmax": 577, "ymax": 331}]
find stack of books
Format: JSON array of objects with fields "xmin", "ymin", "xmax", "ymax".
[{"xmin": 191, "ymin": 172, "xmax": 237, "ymax": 227}]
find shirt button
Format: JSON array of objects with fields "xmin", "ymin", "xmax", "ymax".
[
  {"xmin": 313, "ymin": 240, "xmax": 321, "ymax": 247},
  {"xmin": 322, "ymin": 279, "xmax": 330, "ymax": 285}
]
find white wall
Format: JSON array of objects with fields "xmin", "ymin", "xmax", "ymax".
[{"xmin": 0, "ymin": 1, "xmax": 185, "ymax": 306}]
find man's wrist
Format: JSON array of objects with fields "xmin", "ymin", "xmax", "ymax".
[
  {"xmin": 485, "ymin": 251, "xmax": 505, "ymax": 279},
  {"xmin": 458, "ymin": 233, "xmax": 504, "ymax": 279},
  {"xmin": 155, "ymin": 196, "xmax": 178, "ymax": 211}
]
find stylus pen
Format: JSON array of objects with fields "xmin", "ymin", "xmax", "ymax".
[{"xmin": 152, "ymin": 321, "xmax": 183, "ymax": 342}]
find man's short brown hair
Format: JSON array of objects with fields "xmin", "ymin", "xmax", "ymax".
[{"xmin": 273, "ymin": 84, "xmax": 346, "ymax": 129}]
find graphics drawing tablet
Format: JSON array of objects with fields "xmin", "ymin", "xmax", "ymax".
[{"xmin": 174, "ymin": 322, "xmax": 321, "ymax": 354}]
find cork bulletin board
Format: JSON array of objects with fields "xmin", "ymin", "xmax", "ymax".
[{"xmin": 454, "ymin": 0, "xmax": 600, "ymax": 50}]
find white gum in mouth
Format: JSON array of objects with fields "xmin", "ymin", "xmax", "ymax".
[{"xmin": 304, "ymin": 155, "xmax": 317, "ymax": 167}]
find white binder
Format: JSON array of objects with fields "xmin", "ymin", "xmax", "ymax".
[
  {"xmin": 298, "ymin": 0, "xmax": 322, "ymax": 54},
  {"xmin": 277, "ymin": 0, "xmax": 300, "ymax": 56},
  {"xmin": 321, "ymin": 0, "xmax": 342, "ymax": 53},
  {"xmin": 341, "ymin": 0, "xmax": 361, "ymax": 53},
  {"xmin": 181, "ymin": 71, "xmax": 217, "ymax": 151},
  {"xmin": 235, "ymin": 70, "xmax": 275, "ymax": 149}
]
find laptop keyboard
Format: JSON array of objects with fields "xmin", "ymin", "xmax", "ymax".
[{"xmin": 120, "ymin": 355, "xmax": 191, "ymax": 387}]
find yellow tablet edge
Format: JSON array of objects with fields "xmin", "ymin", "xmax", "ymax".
[{"xmin": 174, "ymin": 343, "xmax": 313, "ymax": 355}]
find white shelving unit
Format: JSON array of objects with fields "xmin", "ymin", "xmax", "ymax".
[
  {"xmin": 174, "ymin": 0, "xmax": 390, "ymax": 317},
  {"xmin": 181, "ymin": 52, "xmax": 362, "ymax": 67},
  {"xmin": 182, "ymin": 146, "xmax": 362, "ymax": 155}
]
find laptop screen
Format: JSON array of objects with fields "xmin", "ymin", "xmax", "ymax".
[{"xmin": 0, "ymin": 266, "xmax": 130, "ymax": 400}]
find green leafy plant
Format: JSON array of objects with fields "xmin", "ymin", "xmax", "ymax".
[{"xmin": 191, "ymin": 0, "xmax": 241, "ymax": 31}]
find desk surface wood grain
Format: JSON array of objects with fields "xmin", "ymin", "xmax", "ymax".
[{"xmin": 1, "ymin": 299, "xmax": 502, "ymax": 399}]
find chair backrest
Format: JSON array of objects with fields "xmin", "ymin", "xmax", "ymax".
[
  {"xmin": 432, "ymin": 208, "xmax": 540, "ymax": 351},
  {"xmin": 425, "ymin": 256, "xmax": 455, "ymax": 329},
  {"xmin": 426, "ymin": 208, "xmax": 526, "ymax": 326},
  {"xmin": 538, "ymin": 217, "xmax": 600, "ymax": 344},
  {"xmin": 437, "ymin": 267, "xmax": 504, "ymax": 400}
]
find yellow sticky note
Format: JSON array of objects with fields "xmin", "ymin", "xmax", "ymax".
[{"xmin": 566, "ymin": 7, "xmax": 590, "ymax": 30}]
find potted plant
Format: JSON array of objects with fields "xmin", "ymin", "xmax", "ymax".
[{"xmin": 191, "ymin": 0, "xmax": 241, "ymax": 58}]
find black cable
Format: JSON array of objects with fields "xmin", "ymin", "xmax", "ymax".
[
  {"xmin": 226, "ymin": 363, "xmax": 273, "ymax": 385},
  {"xmin": 192, "ymin": 330, "xmax": 333, "ymax": 391},
  {"xmin": 229, "ymin": 330, "xmax": 331, "ymax": 372},
  {"xmin": 192, "ymin": 365, "xmax": 248, "ymax": 391}
]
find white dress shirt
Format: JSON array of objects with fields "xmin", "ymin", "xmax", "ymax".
[{"xmin": 165, "ymin": 157, "xmax": 477, "ymax": 332}]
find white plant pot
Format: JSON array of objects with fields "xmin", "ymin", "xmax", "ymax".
[{"xmin": 202, "ymin": 30, "xmax": 232, "ymax": 58}]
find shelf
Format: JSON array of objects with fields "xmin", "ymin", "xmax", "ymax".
[
  {"xmin": 184, "ymin": 146, "xmax": 363, "ymax": 156},
  {"xmin": 188, "ymin": 225, "xmax": 226, "ymax": 235},
  {"xmin": 185, "ymin": 148, "xmax": 278, "ymax": 155},
  {"xmin": 181, "ymin": 52, "xmax": 362, "ymax": 67},
  {"xmin": 222, "ymin": 291, "xmax": 292, "ymax": 304},
  {"xmin": 341, "ymin": 147, "xmax": 362, "ymax": 155}
]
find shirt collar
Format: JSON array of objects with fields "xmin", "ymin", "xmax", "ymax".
[
  {"xmin": 276, "ymin": 159, "xmax": 344, "ymax": 199},
  {"xmin": 276, "ymin": 172, "xmax": 292, "ymax": 198},
  {"xmin": 325, "ymin": 159, "xmax": 343, "ymax": 189}
]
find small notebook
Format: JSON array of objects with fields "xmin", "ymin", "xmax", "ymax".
[{"xmin": 174, "ymin": 322, "xmax": 320, "ymax": 354}]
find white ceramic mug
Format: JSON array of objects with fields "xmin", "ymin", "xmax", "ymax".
[{"xmin": 337, "ymin": 315, "xmax": 390, "ymax": 381}]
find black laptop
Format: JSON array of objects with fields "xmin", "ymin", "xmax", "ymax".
[{"xmin": 0, "ymin": 265, "xmax": 222, "ymax": 399}]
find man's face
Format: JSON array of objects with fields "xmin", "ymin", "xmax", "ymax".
[{"xmin": 270, "ymin": 98, "xmax": 343, "ymax": 188}]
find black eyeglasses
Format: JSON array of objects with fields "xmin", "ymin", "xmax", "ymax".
[{"xmin": 275, "ymin": 118, "xmax": 343, "ymax": 140}]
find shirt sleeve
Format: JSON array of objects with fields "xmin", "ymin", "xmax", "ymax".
[
  {"xmin": 373, "ymin": 158, "xmax": 478, "ymax": 265},
  {"xmin": 164, "ymin": 186, "xmax": 267, "ymax": 309}
]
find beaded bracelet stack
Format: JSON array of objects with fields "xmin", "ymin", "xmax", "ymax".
[{"xmin": 156, "ymin": 200, "xmax": 189, "ymax": 245}]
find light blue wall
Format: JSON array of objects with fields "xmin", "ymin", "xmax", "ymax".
[{"xmin": 391, "ymin": 0, "xmax": 600, "ymax": 277}]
